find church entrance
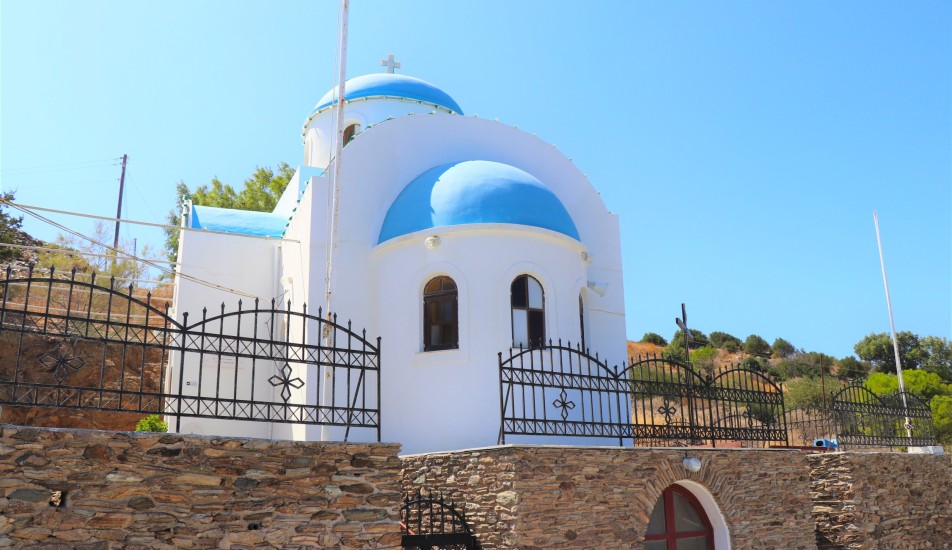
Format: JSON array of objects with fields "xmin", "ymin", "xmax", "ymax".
[{"xmin": 400, "ymin": 491, "xmax": 480, "ymax": 550}]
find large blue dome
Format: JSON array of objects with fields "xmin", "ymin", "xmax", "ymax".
[
  {"xmin": 378, "ymin": 161, "xmax": 579, "ymax": 244},
  {"xmin": 311, "ymin": 73, "xmax": 463, "ymax": 115}
]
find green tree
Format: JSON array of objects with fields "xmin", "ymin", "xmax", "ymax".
[
  {"xmin": 0, "ymin": 191, "xmax": 25, "ymax": 262},
  {"xmin": 854, "ymin": 331, "xmax": 925, "ymax": 373},
  {"xmin": 919, "ymin": 336, "xmax": 952, "ymax": 382},
  {"xmin": 836, "ymin": 356, "xmax": 869, "ymax": 380},
  {"xmin": 743, "ymin": 334, "xmax": 771, "ymax": 357},
  {"xmin": 931, "ymin": 395, "xmax": 952, "ymax": 449},
  {"xmin": 771, "ymin": 337, "xmax": 795, "ymax": 359},
  {"xmin": 640, "ymin": 332, "xmax": 668, "ymax": 346},
  {"xmin": 864, "ymin": 371, "xmax": 952, "ymax": 448},
  {"xmin": 709, "ymin": 331, "xmax": 742, "ymax": 352},
  {"xmin": 666, "ymin": 329, "xmax": 709, "ymax": 361},
  {"xmin": 669, "ymin": 328, "xmax": 708, "ymax": 350},
  {"xmin": 690, "ymin": 345, "xmax": 719, "ymax": 376},
  {"xmin": 165, "ymin": 163, "xmax": 294, "ymax": 261},
  {"xmin": 740, "ymin": 356, "xmax": 765, "ymax": 373},
  {"xmin": 864, "ymin": 371, "xmax": 951, "ymax": 400},
  {"xmin": 785, "ymin": 377, "xmax": 828, "ymax": 409}
]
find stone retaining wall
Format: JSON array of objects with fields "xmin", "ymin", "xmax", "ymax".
[
  {"xmin": 809, "ymin": 452, "xmax": 951, "ymax": 549},
  {"xmin": 0, "ymin": 424, "xmax": 402, "ymax": 549},
  {"xmin": 402, "ymin": 446, "xmax": 817, "ymax": 549}
]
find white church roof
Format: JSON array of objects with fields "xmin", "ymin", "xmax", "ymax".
[{"xmin": 377, "ymin": 160, "xmax": 580, "ymax": 244}]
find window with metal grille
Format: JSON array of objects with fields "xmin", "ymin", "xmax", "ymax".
[
  {"xmin": 423, "ymin": 276, "xmax": 458, "ymax": 351},
  {"xmin": 511, "ymin": 275, "xmax": 545, "ymax": 349}
]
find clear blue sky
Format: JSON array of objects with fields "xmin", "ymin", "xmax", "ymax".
[{"xmin": 2, "ymin": 1, "xmax": 949, "ymax": 360}]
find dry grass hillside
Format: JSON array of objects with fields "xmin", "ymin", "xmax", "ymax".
[{"xmin": 627, "ymin": 340, "xmax": 749, "ymax": 371}]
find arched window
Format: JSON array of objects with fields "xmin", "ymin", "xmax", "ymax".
[
  {"xmin": 343, "ymin": 123, "xmax": 359, "ymax": 145},
  {"xmin": 644, "ymin": 485, "xmax": 714, "ymax": 550},
  {"xmin": 578, "ymin": 293, "xmax": 586, "ymax": 351},
  {"xmin": 423, "ymin": 276, "xmax": 458, "ymax": 351},
  {"xmin": 511, "ymin": 275, "xmax": 545, "ymax": 349}
]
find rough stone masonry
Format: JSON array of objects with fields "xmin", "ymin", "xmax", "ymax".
[{"xmin": 0, "ymin": 425, "xmax": 402, "ymax": 549}]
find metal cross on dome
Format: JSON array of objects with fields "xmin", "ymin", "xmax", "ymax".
[{"xmin": 380, "ymin": 53, "xmax": 401, "ymax": 74}]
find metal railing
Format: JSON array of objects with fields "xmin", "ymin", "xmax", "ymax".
[
  {"xmin": 0, "ymin": 266, "xmax": 381, "ymax": 441},
  {"xmin": 498, "ymin": 342, "xmax": 788, "ymax": 447},
  {"xmin": 785, "ymin": 383, "xmax": 937, "ymax": 449}
]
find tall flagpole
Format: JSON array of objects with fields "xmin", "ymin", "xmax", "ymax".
[
  {"xmin": 325, "ymin": 0, "xmax": 348, "ymax": 320},
  {"xmin": 321, "ymin": 0, "xmax": 349, "ymax": 442},
  {"xmin": 873, "ymin": 210, "xmax": 912, "ymax": 440}
]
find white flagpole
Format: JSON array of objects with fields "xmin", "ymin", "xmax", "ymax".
[
  {"xmin": 325, "ymin": 0, "xmax": 348, "ymax": 319},
  {"xmin": 321, "ymin": 0, "xmax": 349, "ymax": 442},
  {"xmin": 873, "ymin": 210, "xmax": 913, "ymax": 440}
]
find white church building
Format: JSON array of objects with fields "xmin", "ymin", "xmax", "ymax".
[{"xmin": 171, "ymin": 70, "xmax": 626, "ymax": 454}]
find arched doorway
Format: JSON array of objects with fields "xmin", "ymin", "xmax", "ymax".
[{"xmin": 643, "ymin": 484, "xmax": 715, "ymax": 549}]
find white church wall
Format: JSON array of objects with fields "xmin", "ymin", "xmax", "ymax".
[
  {"xmin": 303, "ymin": 97, "xmax": 456, "ymax": 169},
  {"xmin": 170, "ymin": 230, "xmax": 281, "ymax": 440},
  {"xmin": 328, "ymin": 113, "xmax": 628, "ymax": 360},
  {"xmin": 373, "ymin": 225, "xmax": 588, "ymax": 454}
]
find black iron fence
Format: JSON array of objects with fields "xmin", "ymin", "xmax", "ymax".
[
  {"xmin": 498, "ymin": 343, "xmax": 788, "ymax": 447},
  {"xmin": 786, "ymin": 383, "xmax": 936, "ymax": 449},
  {"xmin": 0, "ymin": 267, "xmax": 381, "ymax": 440},
  {"xmin": 400, "ymin": 491, "xmax": 480, "ymax": 550}
]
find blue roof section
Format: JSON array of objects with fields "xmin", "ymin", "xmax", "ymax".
[
  {"xmin": 312, "ymin": 73, "xmax": 463, "ymax": 115},
  {"xmin": 378, "ymin": 160, "xmax": 579, "ymax": 244},
  {"xmin": 190, "ymin": 205, "xmax": 287, "ymax": 238}
]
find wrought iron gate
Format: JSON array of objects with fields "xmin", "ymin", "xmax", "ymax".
[
  {"xmin": 499, "ymin": 343, "xmax": 788, "ymax": 447},
  {"xmin": 832, "ymin": 383, "xmax": 935, "ymax": 448},
  {"xmin": 0, "ymin": 267, "xmax": 380, "ymax": 439},
  {"xmin": 401, "ymin": 492, "xmax": 480, "ymax": 550}
]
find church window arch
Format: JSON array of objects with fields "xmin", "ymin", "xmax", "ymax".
[
  {"xmin": 423, "ymin": 276, "xmax": 458, "ymax": 351},
  {"xmin": 578, "ymin": 292, "xmax": 586, "ymax": 351},
  {"xmin": 511, "ymin": 275, "xmax": 545, "ymax": 349},
  {"xmin": 643, "ymin": 484, "xmax": 714, "ymax": 549},
  {"xmin": 304, "ymin": 128, "xmax": 319, "ymax": 166},
  {"xmin": 343, "ymin": 122, "xmax": 359, "ymax": 145}
]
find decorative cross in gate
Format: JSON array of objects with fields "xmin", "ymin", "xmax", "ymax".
[
  {"xmin": 552, "ymin": 389, "xmax": 576, "ymax": 421},
  {"xmin": 38, "ymin": 339, "xmax": 85, "ymax": 383},
  {"xmin": 269, "ymin": 363, "xmax": 305, "ymax": 403},
  {"xmin": 657, "ymin": 398, "xmax": 678, "ymax": 424},
  {"xmin": 380, "ymin": 53, "xmax": 401, "ymax": 74}
]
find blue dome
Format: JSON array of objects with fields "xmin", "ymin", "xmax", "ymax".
[
  {"xmin": 312, "ymin": 73, "xmax": 463, "ymax": 115},
  {"xmin": 378, "ymin": 161, "xmax": 579, "ymax": 244}
]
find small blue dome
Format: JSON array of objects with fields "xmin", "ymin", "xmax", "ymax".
[
  {"xmin": 312, "ymin": 73, "xmax": 463, "ymax": 115},
  {"xmin": 378, "ymin": 161, "xmax": 579, "ymax": 244}
]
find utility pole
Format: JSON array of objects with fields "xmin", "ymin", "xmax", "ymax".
[{"xmin": 112, "ymin": 154, "xmax": 128, "ymax": 267}]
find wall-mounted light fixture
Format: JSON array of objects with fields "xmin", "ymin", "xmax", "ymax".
[
  {"xmin": 424, "ymin": 235, "xmax": 441, "ymax": 250},
  {"xmin": 586, "ymin": 280, "xmax": 608, "ymax": 297},
  {"xmin": 682, "ymin": 457, "xmax": 702, "ymax": 473}
]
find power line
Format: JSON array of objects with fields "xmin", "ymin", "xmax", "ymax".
[
  {"xmin": 0, "ymin": 242, "xmax": 176, "ymax": 266},
  {"xmin": 6, "ymin": 203, "xmax": 262, "ymax": 299},
  {"xmin": 0, "ymin": 158, "xmax": 121, "ymax": 175},
  {"xmin": 5, "ymin": 201, "xmax": 300, "ymax": 243}
]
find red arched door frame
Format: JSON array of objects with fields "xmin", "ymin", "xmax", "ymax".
[{"xmin": 643, "ymin": 484, "xmax": 715, "ymax": 549}]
